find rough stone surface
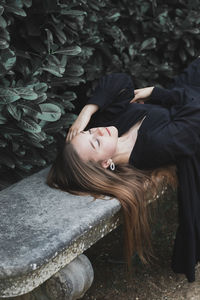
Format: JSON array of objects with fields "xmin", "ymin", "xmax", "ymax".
[
  {"xmin": 0, "ymin": 167, "xmax": 121, "ymax": 297},
  {"xmin": 45, "ymin": 254, "xmax": 94, "ymax": 300}
]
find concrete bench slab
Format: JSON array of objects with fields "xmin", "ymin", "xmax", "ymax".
[{"xmin": 0, "ymin": 167, "xmax": 121, "ymax": 297}]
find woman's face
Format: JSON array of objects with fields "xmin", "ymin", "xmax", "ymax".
[{"xmin": 71, "ymin": 126, "xmax": 118, "ymax": 168}]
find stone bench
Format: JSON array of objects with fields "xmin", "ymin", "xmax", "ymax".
[{"xmin": 0, "ymin": 166, "xmax": 175, "ymax": 300}]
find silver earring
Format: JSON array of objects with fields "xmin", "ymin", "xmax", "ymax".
[{"xmin": 109, "ymin": 161, "xmax": 115, "ymax": 171}]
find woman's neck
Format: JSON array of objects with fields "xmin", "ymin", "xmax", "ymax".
[
  {"xmin": 113, "ymin": 118, "xmax": 146, "ymax": 164},
  {"xmin": 113, "ymin": 132, "xmax": 135, "ymax": 164}
]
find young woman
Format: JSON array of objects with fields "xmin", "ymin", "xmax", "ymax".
[{"xmin": 47, "ymin": 58, "xmax": 200, "ymax": 282}]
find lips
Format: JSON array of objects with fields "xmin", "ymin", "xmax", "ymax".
[{"xmin": 105, "ymin": 127, "xmax": 111, "ymax": 136}]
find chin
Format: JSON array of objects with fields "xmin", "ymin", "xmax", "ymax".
[{"xmin": 108, "ymin": 126, "xmax": 118, "ymax": 137}]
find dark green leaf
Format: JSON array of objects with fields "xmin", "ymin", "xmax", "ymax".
[
  {"xmin": 45, "ymin": 28, "xmax": 54, "ymax": 54},
  {"xmin": 34, "ymin": 94, "xmax": 47, "ymax": 104},
  {"xmin": 33, "ymin": 82, "xmax": 48, "ymax": 93},
  {"xmin": 17, "ymin": 163, "xmax": 33, "ymax": 171},
  {"xmin": 62, "ymin": 91, "xmax": 77, "ymax": 101},
  {"xmin": 22, "ymin": 156, "xmax": 46, "ymax": 167},
  {"xmin": 39, "ymin": 120, "xmax": 46, "ymax": 128},
  {"xmin": 185, "ymin": 45, "xmax": 195, "ymax": 57},
  {"xmin": 0, "ymin": 139, "xmax": 6, "ymax": 147},
  {"xmin": 15, "ymin": 87, "xmax": 38, "ymax": 100},
  {"xmin": 0, "ymin": 5, "xmax": 4, "ymax": 15},
  {"xmin": 0, "ymin": 112, "xmax": 7, "ymax": 124},
  {"xmin": 50, "ymin": 23, "xmax": 67, "ymax": 44},
  {"xmin": 88, "ymin": 2, "xmax": 100, "ymax": 11},
  {"xmin": 19, "ymin": 103, "xmax": 42, "ymax": 116},
  {"xmin": 60, "ymin": 55, "xmax": 67, "ymax": 68},
  {"xmin": 0, "ymin": 28, "xmax": 10, "ymax": 42},
  {"xmin": 48, "ymin": 55, "xmax": 61, "ymax": 67},
  {"xmin": 140, "ymin": 38, "xmax": 156, "ymax": 51},
  {"xmin": 184, "ymin": 28, "xmax": 200, "ymax": 34},
  {"xmin": 62, "ymin": 77, "xmax": 85, "ymax": 86},
  {"xmin": 4, "ymin": 4, "xmax": 27, "ymax": 16},
  {"xmin": 158, "ymin": 11, "xmax": 168, "ymax": 26},
  {"xmin": 27, "ymin": 131, "xmax": 46, "ymax": 142},
  {"xmin": 66, "ymin": 64, "xmax": 84, "ymax": 76},
  {"xmin": 23, "ymin": 0, "xmax": 32, "ymax": 8},
  {"xmin": 46, "ymin": 99, "xmax": 65, "ymax": 114},
  {"xmin": 7, "ymin": 104, "xmax": 21, "ymax": 121},
  {"xmin": 0, "ymin": 16, "xmax": 7, "ymax": 28},
  {"xmin": 85, "ymin": 36, "xmax": 100, "ymax": 45},
  {"xmin": 12, "ymin": 0, "xmax": 23, "ymax": 8},
  {"xmin": 54, "ymin": 46, "xmax": 82, "ymax": 55},
  {"xmin": 51, "ymin": 77, "xmax": 85, "ymax": 87},
  {"xmin": 0, "ymin": 88, "xmax": 20, "ymax": 104},
  {"xmin": 179, "ymin": 48, "xmax": 187, "ymax": 62},
  {"xmin": 128, "ymin": 45, "xmax": 136, "ymax": 58},
  {"xmin": 12, "ymin": 141, "xmax": 20, "ymax": 152},
  {"xmin": 176, "ymin": 9, "xmax": 184, "ymax": 17},
  {"xmin": 0, "ymin": 38, "xmax": 9, "ymax": 49},
  {"xmin": 0, "ymin": 154, "xmax": 15, "ymax": 168},
  {"xmin": 106, "ymin": 12, "xmax": 120, "ymax": 22},
  {"xmin": 18, "ymin": 118, "xmax": 41, "ymax": 133},
  {"xmin": 62, "ymin": 113, "xmax": 77, "ymax": 127},
  {"xmin": 183, "ymin": 37, "xmax": 191, "ymax": 48},
  {"xmin": 25, "ymin": 140, "xmax": 44, "ymax": 149},
  {"xmin": 62, "ymin": 100, "xmax": 75, "ymax": 110},
  {"xmin": 44, "ymin": 114, "xmax": 76, "ymax": 132},
  {"xmin": 3, "ymin": 50, "xmax": 16, "ymax": 70},
  {"xmin": 60, "ymin": 9, "xmax": 87, "ymax": 16},
  {"xmin": 42, "ymin": 66, "xmax": 63, "ymax": 77},
  {"xmin": 37, "ymin": 103, "xmax": 61, "ymax": 121}
]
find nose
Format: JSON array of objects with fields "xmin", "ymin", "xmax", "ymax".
[{"xmin": 91, "ymin": 128, "xmax": 104, "ymax": 136}]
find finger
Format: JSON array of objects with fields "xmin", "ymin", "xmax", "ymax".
[
  {"xmin": 134, "ymin": 89, "xmax": 141, "ymax": 93},
  {"xmin": 70, "ymin": 130, "xmax": 75, "ymax": 141},
  {"xmin": 130, "ymin": 94, "xmax": 140, "ymax": 103},
  {"xmin": 72, "ymin": 130, "xmax": 77, "ymax": 139},
  {"xmin": 130, "ymin": 98, "xmax": 136, "ymax": 103},
  {"xmin": 134, "ymin": 88, "xmax": 144, "ymax": 93},
  {"xmin": 67, "ymin": 129, "xmax": 73, "ymax": 142},
  {"xmin": 71, "ymin": 129, "xmax": 81, "ymax": 140},
  {"xmin": 66, "ymin": 129, "xmax": 71, "ymax": 142}
]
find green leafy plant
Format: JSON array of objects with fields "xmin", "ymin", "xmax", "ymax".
[{"xmin": 0, "ymin": 0, "xmax": 200, "ymax": 189}]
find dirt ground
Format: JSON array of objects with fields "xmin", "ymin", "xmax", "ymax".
[{"xmin": 82, "ymin": 192, "xmax": 200, "ymax": 300}]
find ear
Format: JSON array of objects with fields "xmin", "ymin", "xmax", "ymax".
[{"xmin": 101, "ymin": 159, "xmax": 112, "ymax": 169}]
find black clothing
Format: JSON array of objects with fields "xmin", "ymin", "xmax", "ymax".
[{"xmin": 87, "ymin": 58, "xmax": 200, "ymax": 282}]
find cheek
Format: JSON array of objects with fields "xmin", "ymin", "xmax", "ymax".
[{"xmin": 104, "ymin": 138, "xmax": 117, "ymax": 154}]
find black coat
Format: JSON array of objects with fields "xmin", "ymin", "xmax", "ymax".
[{"xmin": 86, "ymin": 58, "xmax": 200, "ymax": 282}]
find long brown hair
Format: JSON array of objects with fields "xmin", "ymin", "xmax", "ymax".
[{"xmin": 47, "ymin": 142, "xmax": 177, "ymax": 265}]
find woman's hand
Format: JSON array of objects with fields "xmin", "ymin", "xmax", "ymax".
[
  {"xmin": 66, "ymin": 104, "xmax": 98, "ymax": 141},
  {"xmin": 130, "ymin": 87, "xmax": 154, "ymax": 104}
]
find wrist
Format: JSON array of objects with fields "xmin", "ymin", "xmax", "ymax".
[{"xmin": 82, "ymin": 104, "xmax": 98, "ymax": 116}]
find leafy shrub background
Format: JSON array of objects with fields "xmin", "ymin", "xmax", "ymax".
[{"xmin": 0, "ymin": 0, "xmax": 200, "ymax": 189}]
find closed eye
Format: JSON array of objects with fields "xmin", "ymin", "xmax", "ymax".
[
  {"xmin": 89, "ymin": 129, "xmax": 100, "ymax": 148},
  {"xmin": 96, "ymin": 139, "xmax": 100, "ymax": 147}
]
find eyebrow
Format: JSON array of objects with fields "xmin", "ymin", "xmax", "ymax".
[{"xmin": 90, "ymin": 141, "xmax": 95, "ymax": 149}]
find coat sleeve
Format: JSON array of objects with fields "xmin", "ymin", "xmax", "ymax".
[
  {"xmin": 87, "ymin": 73, "xmax": 134, "ymax": 114},
  {"xmin": 149, "ymin": 86, "xmax": 190, "ymax": 107}
]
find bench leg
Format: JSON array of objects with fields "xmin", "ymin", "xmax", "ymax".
[
  {"xmin": 45, "ymin": 254, "xmax": 94, "ymax": 300},
  {"xmin": 3, "ymin": 254, "xmax": 93, "ymax": 300}
]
